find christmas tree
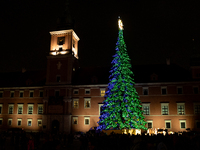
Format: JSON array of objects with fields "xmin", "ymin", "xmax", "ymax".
[{"xmin": 97, "ymin": 18, "xmax": 147, "ymax": 131}]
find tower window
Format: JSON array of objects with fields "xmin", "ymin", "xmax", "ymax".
[
  {"xmin": 56, "ymin": 76, "xmax": 61, "ymax": 82},
  {"xmin": 57, "ymin": 37, "xmax": 65, "ymax": 45}
]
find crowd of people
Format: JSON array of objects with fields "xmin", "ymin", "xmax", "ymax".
[{"xmin": 0, "ymin": 130, "xmax": 200, "ymax": 150}]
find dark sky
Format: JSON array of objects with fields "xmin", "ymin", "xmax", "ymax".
[{"xmin": 0, "ymin": 0, "xmax": 199, "ymax": 72}]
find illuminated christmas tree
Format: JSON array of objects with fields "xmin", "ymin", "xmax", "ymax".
[{"xmin": 97, "ymin": 18, "xmax": 147, "ymax": 131}]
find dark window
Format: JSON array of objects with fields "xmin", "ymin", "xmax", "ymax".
[
  {"xmin": 28, "ymin": 106, "xmax": 33, "ymax": 114},
  {"xmin": 38, "ymin": 106, "xmax": 43, "ymax": 114},
  {"xmin": 57, "ymin": 76, "xmax": 61, "ymax": 82},
  {"xmin": 0, "ymin": 107, "xmax": 2, "ymax": 114},
  {"xmin": 148, "ymin": 122, "xmax": 152, "ymax": 128},
  {"xmin": 85, "ymin": 90, "xmax": 90, "ymax": 94},
  {"xmin": 8, "ymin": 120, "xmax": 12, "ymax": 126},
  {"xmin": 9, "ymin": 106, "xmax": 13, "ymax": 114},
  {"xmin": 85, "ymin": 119, "xmax": 89, "ymax": 125},
  {"xmin": 0, "ymin": 120, "xmax": 2, "ymax": 125},
  {"xmin": 194, "ymin": 87, "xmax": 199, "ymax": 94},
  {"xmin": 162, "ymin": 88, "xmax": 167, "ymax": 95},
  {"xmin": 0, "ymin": 92, "xmax": 3, "ymax": 98},
  {"xmin": 73, "ymin": 90, "xmax": 79, "ymax": 95},
  {"xmin": 195, "ymin": 105, "xmax": 200, "ymax": 114},
  {"xmin": 143, "ymin": 89, "xmax": 148, "ymax": 95},
  {"xmin": 28, "ymin": 121, "xmax": 32, "ymax": 126},
  {"xmin": 73, "ymin": 119, "xmax": 77, "ymax": 124},
  {"xmin": 18, "ymin": 107, "xmax": 23, "ymax": 114},
  {"xmin": 39, "ymin": 91, "xmax": 43, "ymax": 97},
  {"xmin": 10, "ymin": 92, "xmax": 14, "ymax": 97},
  {"xmin": 18, "ymin": 120, "xmax": 21, "ymax": 126},
  {"xmin": 20, "ymin": 92, "xmax": 23, "ymax": 97},
  {"xmin": 177, "ymin": 88, "xmax": 183, "ymax": 94},
  {"xmin": 29, "ymin": 92, "xmax": 33, "ymax": 97},
  {"xmin": 181, "ymin": 122, "xmax": 185, "ymax": 128},
  {"xmin": 55, "ymin": 91, "xmax": 60, "ymax": 97},
  {"xmin": 197, "ymin": 122, "xmax": 200, "ymax": 128},
  {"xmin": 166, "ymin": 122, "xmax": 171, "ymax": 128}
]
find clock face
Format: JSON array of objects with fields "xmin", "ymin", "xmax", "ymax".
[{"xmin": 57, "ymin": 37, "xmax": 65, "ymax": 45}]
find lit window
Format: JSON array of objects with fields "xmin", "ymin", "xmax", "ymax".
[
  {"xmin": 85, "ymin": 89, "xmax": 90, "ymax": 95},
  {"xmin": 143, "ymin": 87, "xmax": 148, "ymax": 95},
  {"xmin": 99, "ymin": 104, "xmax": 103, "ymax": 115},
  {"xmin": 39, "ymin": 91, "xmax": 43, "ymax": 97},
  {"xmin": 177, "ymin": 103, "xmax": 185, "ymax": 115},
  {"xmin": 165, "ymin": 120, "xmax": 171, "ymax": 129},
  {"xmin": 100, "ymin": 89, "xmax": 105, "ymax": 97},
  {"xmin": 0, "ymin": 104, "xmax": 2, "ymax": 114},
  {"xmin": 38, "ymin": 119, "xmax": 42, "ymax": 127},
  {"xmin": 180, "ymin": 120, "xmax": 186, "ymax": 129},
  {"xmin": 10, "ymin": 91, "xmax": 14, "ymax": 98},
  {"xmin": 8, "ymin": 119, "xmax": 12, "ymax": 126},
  {"xmin": 142, "ymin": 103, "xmax": 150, "ymax": 115},
  {"xmin": 161, "ymin": 87, "xmax": 167, "ymax": 95},
  {"xmin": 27, "ymin": 119, "xmax": 32, "ymax": 126},
  {"xmin": 146, "ymin": 120, "xmax": 153, "ymax": 129},
  {"xmin": 73, "ymin": 89, "xmax": 79, "ymax": 95},
  {"xmin": 17, "ymin": 104, "xmax": 23, "ymax": 114},
  {"xmin": 38, "ymin": 104, "xmax": 43, "ymax": 114},
  {"xmin": 72, "ymin": 117, "xmax": 78, "ymax": 125},
  {"xmin": 177, "ymin": 87, "xmax": 183, "ymax": 94},
  {"xmin": 17, "ymin": 119, "xmax": 22, "ymax": 126},
  {"xmin": 8, "ymin": 104, "xmax": 14, "ymax": 114},
  {"xmin": 29, "ymin": 91, "xmax": 34, "ymax": 97},
  {"xmin": 19, "ymin": 91, "xmax": 24, "ymax": 97},
  {"xmin": 194, "ymin": 87, "xmax": 199, "ymax": 94},
  {"xmin": 0, "ymin": 91, "xmax": 3, "ymax": 98},
  {"xmin": 0, "ymin": 118, "xmax": 2, "ymax": 125},
  {"xmin": 161, "ymin": 103, "xmax": 169, "ymax": 115},
  {"xmin": 84, "ymin": 98, "xmax": 91, "ymax": 108},
  {"xmin": 73, "ymin": 99, "xmax": 79, "ymax": 108},
  {"xmin": 84, "ymin": 117, "xmax": 90, "ymax": 125},
  {"xmin": 28, "ymin": 104, "xmax": 33, "ymax": 114},
  {"xmin": 194, "ymin": 103, "xmax": 200, "ymax": 114}
]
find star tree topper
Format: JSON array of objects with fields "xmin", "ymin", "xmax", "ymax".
[{"xmin": 118, "ymin": 17, "xmax": 123, "ymax": 30}]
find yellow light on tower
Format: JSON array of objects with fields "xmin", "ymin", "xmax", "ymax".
[{"xmin": 118, "ymin": 17, "xmax": 123, "ymax": 30}]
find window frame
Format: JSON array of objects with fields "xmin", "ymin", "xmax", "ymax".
[
  {"xmin": 8, "ymin": 104, "xmax": 14, "ymax": 114},
  {"xmin": 161, "ymin": 103, "xmax": 169, "ymax": 115},
  {"xmin": 84, "ymin": 98, "xmax": 91, "ymax": 108},
  {"xmin": 27, "ymin": 104, "xmax": 34, "ymax": 114},
  {"xmin": 85, "ymin": 89, "xmax": 90, "ymax": 95},
  {"xmin": 99, "ymin": 104, "xmax": 104, "ymax": 115},
  {"xmin": 27, "ymin": 119, "xmax": 32, "ymax": 126},
  {"xmin": 177, "ymin": 103, "xmax": 185, "ymax": 115},
  {"xmin": 100, "ymin": 88, "xmax": 105, "ymax": 97},
  {"xmin": 19, "ymin": 91, "xmax": 24, "ymax": 98},
  {"xmin": 8, "ymin": 118, "xmax": 12, "ymax": 126},
  {"xmin": 84, "ymin": 117, "xmax": 90, "ymax": 125},
  {"xmin": 180, "ymin": 120, "xmax": 186, "ymax": 129},
  {"xmin": 0, "ymin": 104, "xmax": 2, "ymax": 114},
  {"xmin": 73, "ymin": 89, "xmax": 79, "ymax": 95},
  {"xmin": 0, "ymin": 91, "xmax": 3, "ymax": 98},
  {"xmin": 142, "ymin": 103, "xmax": 150, "ymax": 115},
  {"xmin": 146, "ymin": 120, "xmax": 153, "ymax": 129},
  {"xmin": 177, "ymin": 86, "xmax": 183, "ymax": 94},
  {"xmin": 37, "ymin": 104, "xmax": 43, "ymax": 114},
  {"xmin": 161, "ymin": 87, "xmax": 167, "ymax": 95},
  {"xmin": 10, "ymin": 91, "xmax": 14, "ymax": 98},
  {"xmin": 143, "ymin": 87, "xmax": 149, "ymax": 95},
  {"xmin": 0, "ymin": 118, "xmax": 3, "ymax": 125},
  {"xmin": 17, "ymin": 104, "xmax": 23, "ymax": 114},
  {"xmin": 72, "ymin": 117, "xmax": 78, "ymax": 125},
  {"xmin": 37, "ymin": 119, "xmax": 42, "ymax": 127},
  {"xmin": 17, "ymin": 119, "xmax": 22, "ymax": 126},
  {"xmin": 73, "ymin": 99, "xmax": 79, "ymax": 109},
  {"xmin": 165, "ymin": 120, "xmax": 171, "ymax": 129},
  {"xmin": 29, "ymin": 90, "xmax": 34, "ymax": 98},
  {"xmin": 194, "ymin": 103, "xmax": 200, "ymax": 114}
]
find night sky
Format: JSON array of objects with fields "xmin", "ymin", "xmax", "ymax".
[{"xmin": 0, "ymin": 0, "xmax": 200, "ymax": 72}]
